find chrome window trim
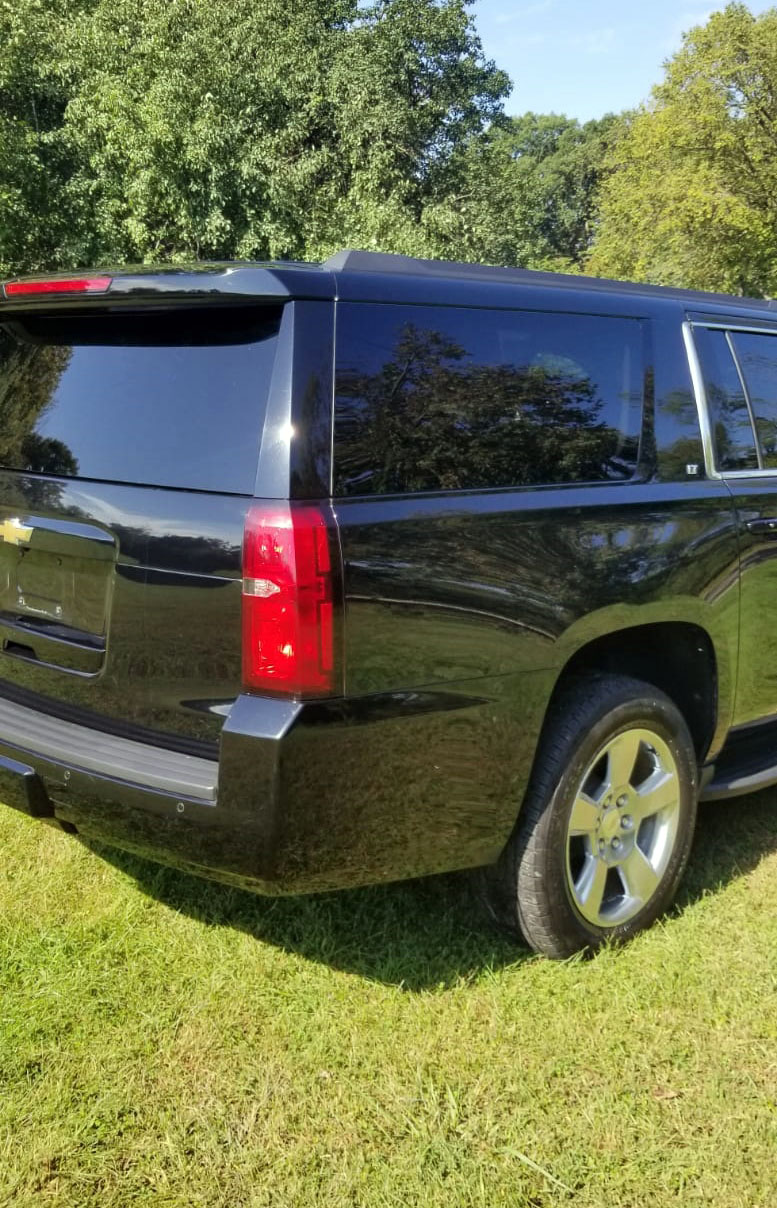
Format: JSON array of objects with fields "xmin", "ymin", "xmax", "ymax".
[
  {"xmin": 716, "ymin": 468, "xmax": 777, "ymax": 479},
  {"xmin": 682, "ymin": 321, "xmax": 721, "ymax": 480},
  {"xmin": 684, "ymin": 320, "xmax": 777, "ymax": 480},
  {"xmin": 691, "ymin": 322, "xmax": 777, "ymax": 336}
]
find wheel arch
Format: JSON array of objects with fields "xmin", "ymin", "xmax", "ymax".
[{"xmin": 546, "ymin": 619, "xmax": 721, "ymax": 763}]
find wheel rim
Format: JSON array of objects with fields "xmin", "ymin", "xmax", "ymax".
[{"xmin": 564, "ymin": 726, "xmax": 682, "ymax": 929}]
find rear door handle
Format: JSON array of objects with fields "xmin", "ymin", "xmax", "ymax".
[{"xmin": 745, "ymin": 518, "xmax": 777, "ymax": 536}]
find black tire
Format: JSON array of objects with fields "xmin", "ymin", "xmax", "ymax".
[{"xmin": 479, "ymin": 674, "xmax": 699, "ymax": 959}]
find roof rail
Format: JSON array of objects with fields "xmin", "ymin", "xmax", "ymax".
[
  {"xmin": 323, "ymin": 248, "xmax": 776, "ymax": 310},
  {"xmin": 324, "ymin": 248, "xmax": 576, "ymax": 286}
]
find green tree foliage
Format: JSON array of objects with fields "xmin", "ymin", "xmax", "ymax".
[
  {"xmin": 0, "ymin": 0, "xmax": 509, "ymax": 274},
  {"xmin": 431, "ymin": 111, "xmax": 616, "ymax": 270},
  {"xmin": 0, "ymin": 0, "xmax": 81, "ymax": 274},
  {"xmin": 589, "ymin": 3, "xmax": 777, "ymax": 295}
]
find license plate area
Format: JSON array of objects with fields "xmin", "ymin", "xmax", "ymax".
[{"xmin": 0, "ymin": 514, "xmax": 116, "ymax": 676}]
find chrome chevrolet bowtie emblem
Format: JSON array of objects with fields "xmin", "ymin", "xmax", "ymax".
[{"xmin": 0, "ymin": 517, "xmax": 33, "ymax": 546}]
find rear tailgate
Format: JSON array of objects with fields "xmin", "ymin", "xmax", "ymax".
[{"xmin": 0, "ymin": 292, "xmax": 283, "ymax": 749}]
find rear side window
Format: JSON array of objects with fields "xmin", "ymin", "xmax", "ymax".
[
  {"xmin": 692, "ymin": 326, "xmax": 758, "ymax": 472},
  {"xmin": 0, "ymin": 306, "xmax": 281, "ymax": 492},
  {"xmin": 334, "ymin": 303, "xmax": 645, "ymax": 495},
  {"xmin": 729, "ymin": 331, "xmax": 777, "ymax": 469}
]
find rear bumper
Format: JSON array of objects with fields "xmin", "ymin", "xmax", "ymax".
[
  {"xmin": 0, "ymin": 677, "xmax": 550, "ymax": 893},
  {"xmin": 0, "ymin": 693, "xmax": 217, "ymax": 802}
]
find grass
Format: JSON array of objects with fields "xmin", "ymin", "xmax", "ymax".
[{"xmin": 2, "ymin": 792, "xmax": 777, "ymax": 1207}]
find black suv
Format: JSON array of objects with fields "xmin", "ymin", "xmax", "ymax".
[{"xmin": 0, "ymin": 250, "xmax": 775, "ymax": 958}]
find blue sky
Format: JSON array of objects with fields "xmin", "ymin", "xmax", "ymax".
[{"xmin": 473, "ymin": 0, "xmax": 775, "ymax": 122}]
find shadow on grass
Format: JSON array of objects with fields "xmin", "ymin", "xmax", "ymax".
[
  {"xmin": 78, "ymin": 839, "xmax": 530, "ymax": 990},
  {"xmin": 680, "ymin": 787, "xmax": 777, "ymax": 905},
  {"xmin": 79, "ymin": 787, "xmax": 777, "ymax": 989}
]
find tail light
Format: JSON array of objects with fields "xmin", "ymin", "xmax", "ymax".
[
  {"xmin": 3, "ymin": 276, "xmax": 112, "ymax": 298},
  {"xmin": 242, "ymin": 502, "xmax": 341, "ymax": 698}
]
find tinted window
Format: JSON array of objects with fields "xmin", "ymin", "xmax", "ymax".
[
  {"xmin": 730, "ymin": 331, "xmax": 777, "ymax": 469},
  {"xmin": 0, "ymin": 307, "xmax": 281, "ymax": 492},
  {"xmin": 334, "ymin": 303, "xmax": 644, "ymax": 495},
  {"xmin": 693, "ymin": 326, "xmax": 758, "ymax": 472}
]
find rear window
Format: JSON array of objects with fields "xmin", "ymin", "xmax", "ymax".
[
  {"xmin": 334, "ymin": 303, "xmax": 645, "ymax": 495},
  {"xmin": 0, "ymin": 306, "xmax": 281, "ymax": 492}
]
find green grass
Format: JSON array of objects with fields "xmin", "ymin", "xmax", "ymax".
[{"xmin": 2, "ymin": 793, "xmax": 777, "ymax": 1208}]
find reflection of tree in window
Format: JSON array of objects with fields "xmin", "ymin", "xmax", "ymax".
[
  {"xmin": 337, "ymin": 323, "xmax": 634, "ymax": 493},
  {"xmin": 20, "ymin": 432, "xmax": 79, "ymax": 476},
  {"xmin": 702, "ymin": 382, "xmax": 756, "ymax": 472},
  {"xmin": 693, "ymin": 328, "xmax": 758, "ymax": 471},
  {"xmin": 732, "ymin": 336, "xmax": 777, "ymax": 466},
  {"xmin": 0, "ymin": 335, "xmax": 78, "ymax": 475}
]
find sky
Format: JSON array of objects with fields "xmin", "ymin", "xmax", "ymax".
[{"xmin": 474, "ymin": 0, "xmax": 775, "ymax": 122}]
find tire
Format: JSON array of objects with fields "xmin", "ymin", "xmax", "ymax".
[{"xmin": 479, "ymin": 674, "xmax": 699, "ymax": 959}]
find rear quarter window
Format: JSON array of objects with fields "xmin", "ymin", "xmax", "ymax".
[
  {"xmin": 334, "ymin": 302, "xmax": 646, "ymax": 495},
  {"xmin": 0, "ymin": 306, "xmax": 281, "ymax": 493},
  {"xmin": 692, "ymin": 326, "xmax": 758, "ymax": 472},
  {"xmin": 729, "ymin": 330, "xmax": 777, "ymax": 468}
]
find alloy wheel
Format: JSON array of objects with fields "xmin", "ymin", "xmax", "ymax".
[{"xmin": 565, "ymin": 726, "xmax": 681, "ymax": 928}]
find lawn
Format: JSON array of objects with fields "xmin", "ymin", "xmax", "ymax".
[{"xmin": 2, "ymin": 791, "xmax": 777, "ymax": 1208}]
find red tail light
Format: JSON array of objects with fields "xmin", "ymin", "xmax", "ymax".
[
  {"xmin": 3, "ymin": 276, "xmax": 112, "ymax": 298},
  {"xmin": 242, "ymin": 502, "xmax": 340, "ymax": 698}
]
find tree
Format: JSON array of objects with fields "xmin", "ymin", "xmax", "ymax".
[
  {"xmin": 589, "ymin": 3, "xmax": 777, "ymax": 295},
  {"xmin": 429, "ymin": 111, "xmax": 616, "ymax": 270},
  {"xmin": 0, "ymin": 0, "xmax": 85, "ymax": 275},
  {"xmin": 0, "ymin": 0, "xmax": 509, "ymax": 274}
]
